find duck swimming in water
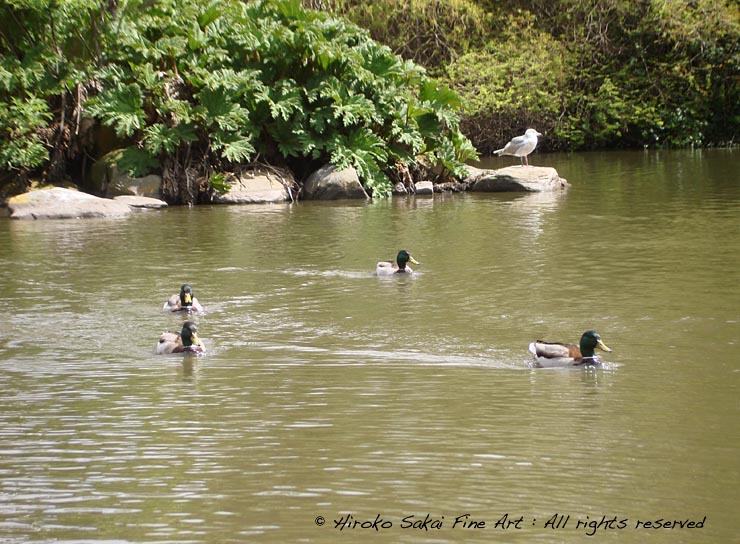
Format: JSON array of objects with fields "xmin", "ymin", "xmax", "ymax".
[
  {"xmin": 376, "ymin": 250, "xmax": 419, "ymax": 276},
  {"xmin": 156, "ymin": 320, "xmax": 205, "ymax": 354},
  {"xmin": 528, "ymin": 330, "xmax": 612, "ymax": 368},
  {"xmin": 163, "ymin": 284, "xmax": 204, "ymax": 313}
]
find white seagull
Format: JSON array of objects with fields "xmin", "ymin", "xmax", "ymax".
[{"xmin": 494, "ymin": 128, "xmax": 543, "ymax": 166}]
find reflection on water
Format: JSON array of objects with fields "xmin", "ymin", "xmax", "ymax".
[{"xmin": 0, "ymin": 150, "xmax": 738, "ymax": 543}]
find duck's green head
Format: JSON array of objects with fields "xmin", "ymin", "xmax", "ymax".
[
  {"xmin": 580, "ymin": 330, "xmax": 612, "ymax": 358},
  {"xmin": 180, "ymin": 320, "xmax": 202, "ymax": 348},
  {"xmin": 179, "ymin": 284, "xmax": 194, "ymax": 308},
  {"xmin": 396, "ymin": 250, "xmax": 419, "ymax": 269}
]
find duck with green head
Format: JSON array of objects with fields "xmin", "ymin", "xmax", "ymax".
[
  {"xmin": 163, "ymin": 284, "xmax": 204, "ymax": 313},
  {"xmin": 376, "ymin": 250, "xmax": 420, "ymax": 276},
  {"xmin": 156, "ymin": 320, "xmax": 206, "ymax": 354},
  {"xmin": 528, "ymin": 330, "xmax": 612, "ymax": 368}
]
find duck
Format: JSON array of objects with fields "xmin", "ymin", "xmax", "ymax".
[
  {"xmin": 375, "ymin": 250, "xmax": 419, "ymax": 276},
  {"xmin": 162, "ymin": 284, "xmax": 204, "ymax": 313},
  {"xmin": 528, "ymin": 330, "xmax": 612, "ymax": 368},
  {"xmin": 156, "ymin": 320, "xmax": 206, "ymax": 354}
]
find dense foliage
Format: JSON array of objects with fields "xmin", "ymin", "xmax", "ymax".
[
  {"xmin": 326, "ymin": 0, "xmax": 740, "ymax": 153},
  {"xmin": 0, "ymin": 0, "xmax": 476, "ymax": 201},
  {"xmin": 3, "ymin": 0, "xmax": 737, "ymax": 202}
]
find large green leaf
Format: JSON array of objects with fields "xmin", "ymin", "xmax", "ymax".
[
  {"xmin": 86, "ymin": 84, "xmax": 146, "ymax": 137},
  {"xmin": 143, "ymin": 123, "xmax": 197, "ymax": 155},
  {"xmin": 212, "ymin": 131, "xmax": 255, "ymax": 163},
  {"xmin": 198, "ymin": 2, "xmax": 224, "ymax": 30},
  {"xmin": 196, "ymin": 88, "xmax": 249, "ymax": 131},
  {"xmin": 419, "ymin": 80, "xmax": 462, "ymax": 109}
]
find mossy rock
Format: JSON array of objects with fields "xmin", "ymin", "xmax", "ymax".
[{"xmin": 89, "ymin": 149, "xmax": 162, "ymax": 198}]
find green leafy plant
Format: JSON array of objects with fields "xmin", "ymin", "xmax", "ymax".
[
  {"xmin": 0, "ymin": 97, "xmax": 52, "ymax": 171},
  {"xmin": 2, "ymin": 0, "xmax": 738, "ymax": 199},
  {"xmin": 117, "ymin": 147, "xmax": 160, "ymax": 178},
  {"xmin": 65, "ymin": 0, "xmax": 473, "ymax": 200},
  {"xmin": 86, "ymin": 85, "xmax": 146, "ymax": 138}
]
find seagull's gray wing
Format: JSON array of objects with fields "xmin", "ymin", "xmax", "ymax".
[
  {"xmin": 501, "ymin": 135, "xmax": 528, "ymax": 154},
  {"xmin": 508, "ymin": 135, "xmax": 527, "ymax": 146}
]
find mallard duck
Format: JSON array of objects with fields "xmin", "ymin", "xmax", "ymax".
[
  {"xmin": 528, "ymin": 330, "xmax": 612, "ymax": 368},
  {"xmin": 376, "ymin": 250, "xmax": 419, "ymax": 276},
  {"xmin": 162, "ymin": 284, "xmax": 204, "ymax": 313},
  {"xmin": 494, "ymin": 128, "xmax": 543, "ymax": 166},
  {"xmin": 156, "ymin": 321, "xmax": 206, "ymax": 354}
]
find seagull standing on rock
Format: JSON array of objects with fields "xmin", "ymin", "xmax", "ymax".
[{"xmin": 494, "ymin": 128, "xmax": 543, "ymax": 166}]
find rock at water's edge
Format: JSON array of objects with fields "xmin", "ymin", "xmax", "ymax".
[
  {"xmin": 114, "ymin": 195, "xmax": 168, "ymax": 209},
  {"xmin": 9, "ymin": 187, "xmax": 132, "ymax": 220},
  {"xmin": 303, "ymin": 165, "xmax": 369, "ymax": 200},
  {"xmin": 212, "ymin": 169, "xmax": 293, "ymax": 204},
  {"xmin": 89, "ymin": 149, "xmax": 163, "ymax": 198},
  {"xmin": 415, "ymin": 181, "xmax": 434, "ymax": 195},
  {"xmin": 466, "ymin": 166, "xmax": 569, "ymax": 192}
]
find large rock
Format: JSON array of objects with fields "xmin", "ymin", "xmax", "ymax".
[
  {"xmin": 414, "ymin": 181, "xmax": 434, "ymax": 195},
  {"xmin": 392, "ymin": 182, "xmax": 408, "ymax": 195},
  {"xmin": 303, "ymin": 165, "xmax": 369, "ymax": 200},
  {"xmin": 8, "ymin": 187, "xmax": 133, "ymax": 220},
  {"xmin": 106, "ymin": 173, "xmax": 162, "ymax": 198},
  {"xmin": 212, "ymin": 168, "xmax": 293, "ymax": 204},
  {"xmin": 466, "ymin": 165, "xmax": 569, "ymax": 192},
  {"xmin": 113, "ymin": 195, "xmax": 168, "ymax": 209}
]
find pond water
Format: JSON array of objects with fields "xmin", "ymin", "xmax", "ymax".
[{"xmin": 0, "ymin": 149, "xmax": 738, "ymax": 543}]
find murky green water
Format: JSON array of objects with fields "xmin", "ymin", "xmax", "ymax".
[{"xmin": 1, "ymin": 149, "xmax": 738, "ymax": 543}]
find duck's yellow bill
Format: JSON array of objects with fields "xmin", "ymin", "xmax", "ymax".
[
  {"xmin": 596, "ymin": 340, "xmax": 612, "ymax": 352},
  {"xmin": 184, "ymin": 293, "xmax": 193, "ymax": 304},
  {"xmin": 409, "ymin": 256, "xmax": 420, "ymax": 265}
]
